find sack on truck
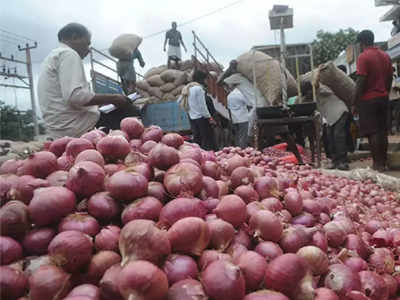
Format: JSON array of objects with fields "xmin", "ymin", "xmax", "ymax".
[{"xmin": 109, "ymin": 34, "xmax": 143, "ymax": 60}]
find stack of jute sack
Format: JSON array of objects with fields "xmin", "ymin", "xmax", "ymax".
[{"xmin": 235, "ymin": 50, "xmax": 298, "ymax": 106}]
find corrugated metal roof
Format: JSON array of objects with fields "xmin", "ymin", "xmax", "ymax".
[{"xmin": 380, "ymin": 5, "xmax": 400, "ymax": 21}]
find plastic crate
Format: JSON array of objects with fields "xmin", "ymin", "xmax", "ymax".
[{"xmin": 141, "ymin": 101, "xmax": 191, "ymax": 132}]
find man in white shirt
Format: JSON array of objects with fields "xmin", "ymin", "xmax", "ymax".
[{"xmin": 38, "ymin": 23, "xmax": 136, "ymax": 139}]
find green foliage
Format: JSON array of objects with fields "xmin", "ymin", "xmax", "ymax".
[{"xmin": 312, "ymin": 28, "xmax": 359, "ymax": 66}]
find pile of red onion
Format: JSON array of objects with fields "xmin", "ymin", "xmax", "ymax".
[{"xmin": 1, "ymin": 116, "xmax": 400, "ymax": 300}]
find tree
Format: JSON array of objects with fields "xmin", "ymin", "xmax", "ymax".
[{"xmin": 312, "ymin": 28, "xmax": 359, "ymax": 66}]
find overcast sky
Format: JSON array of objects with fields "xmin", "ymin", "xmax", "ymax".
[{"xmin": 0, "ymin": 0, "xmax": 395, "ymax": 111}]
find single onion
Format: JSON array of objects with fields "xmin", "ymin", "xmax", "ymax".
[
  {"xmin": 29, "ymin": 186, "xmax": 76, "ymax": 226},
  {"xmin": 314, "ymin": 288, "xmax": 339, "ymax": 300},
  {"xmin": 159, "ymin": 197, "xmax": 206, "ymax": 227},
  {"xmin": 161, "ymin": 133, "xmax": 184, "ymax": 149},
  {"xmin": 233, "ymin": 228, "xmax": 252, "ymax": 248},
  {"xmin": 66, "ymin": 161, "xmax": 105, "ymax": 197},
  {"xmin": 65, "ymin": 138, "xmax": 94, "ymax": 158},
  {"xmin": 95, "ymin": 225, "xmax": 120, "ymax": 252},
  {"xmin": 217, "ymin": 180, "xmax": 230, "ymax": 197},
  {"xmin": 368, "ymin": 248, "xmax": 395, "ymax": 274},
  {"xmin": 149, "ymin": 143, "xmax": 180, "ymax": 171},
  {"xmin": 0, "ymin": 236, "xmax": 22, "ymax": 265},
  {"xmin": 120, "ymin": 117, "xmax": 144, "ymax": 139},
  {"xmin": 124, "ymin": 151, "xmax": 148, "ymax": 166},
  {"xmin": 84, "ymin": 251, "xmax": 121, "ymax": 284},
  {"xmin": 249, "ymin": 210, "xmax": 282, "ymax": 242},
  {"xmin": 202, "ymin": 260, "xmax": 245, "ymax": 300},
  {"xmin": 0, "ymin": 266, "xmax": 28, "ymax": 300},
  {"xmin": 179, "ymin": 146, "xmax": 203, "ymax": 165},
  {"xmin": 168, "ymin": 279, "xmax": 208, "ymax": 300},
  {"xmin": 58, "ymin": 213, "xmax": 100, "ymax": 236},
  {"xmin": 365, "ymin": 220, "xmax": 382, "ymax": 235},
  {"xmin": 237, "ymin": 251, "xmax": 268, "ymax": 291},
  {"xmin": 292, "ymin": 212, "xmax": 316, "ymax": 227},
  {"xmin": 99, "ymin": 264, "xmax": 123, "ymax": 300},
  {"xmin": 344, "ymin": 257, "xmax": 369, "ymax": 273},
  {"xmin": 119, "ymin": 219, "xmax": 170, "ymax": 266},
  {"xmin": 125, "ymin": 162, "xmax": 154, "ymax": 181},
  {"xmin": 199, "ymin": 250, "xmax": 233, "ymax": 270},
  {"xmin": 324, "ymin": 264, "xmax": 361, "ymax": 298},
  {"xmin": 244, "ymin": 290, "xmax": 290, "ymax": 300},
  {"xmin": 104, "ymin": 163, "xmax": 125, "ymax": 176},
  {"xmin": 230, "ymin": 167, "xmax": 254, "ymax": 189},
  {"xmin": 121, "ymin": 196, "xmax": 163, "ymax": 224},
  {"xmin": 234, "ymin": 185, "xmax": 259, "ymax": 203},
  {"xmin": 203, "ymin": 198, "xmax": 220, "ymax": 213},
  {"xmin": 264, "ymin": 253, "xmax": 308, "ymax": 296},
  {"xmin": 200, "ymin": 176, "xmax": 219, "ymax": 200},
  {"xmin": 254, "ymin": 242, "xmax": 283, "ymax": 262},
  {"xmin": 312, "ymin": 231, "xmax": 328, "ymax": 252},
  {"xmin": 57, "ymin": 155, "xmax": 74, "ymax": 171},
  {"xmin": 359, "ymin": 271, "xmax": 388, "ymax": 300},
  {"xmin": 46, "ymin": 170, "xmax": 68, "ymax": 187},
  {"xmin": 284, "ymin": 188, "xmax": 303, "ymax": 216},
  {"xmin": 147, "ymin": 181, "xmax": 167, "ymax": 203},
  {"xmin": 207, "ymin": 218, "xmax": 235, "ymax": 251},
  {"xmin": 87, "ymin": 192, "xmax": 120, "ymax": 223},
  {"xmin": 202, "ymin": 161, "xmax": 221, "ymax": 179},
  {"xmin": 96, "ymin": 135, "xmax": 130, "ymax": 161},
  {"xmin": 344, "ymin": 234, "xmax": 371, "ymax": 260},
  {"xmin": 303, "ymin": 199, "xmax": 323, "ymax": 216},
  {"xmin": 10, "ymin": 175, "xmax": 49, "ymax": 204},
  {"xmin": 214, "ymin": 194, "xmax": 246, "ymax": 228},
  {"xmin": 296, "ymin": 246, "xmax": 329, "ymax": 275},
  {"xmin": 167, "ymin": 217, "xmax": 210, "ymax": 256},
  {"xmin": 81, "ymin": 128, "xmax": 106, "ymax": 145},
  {"xmin": 261, "ymin": 197, "xmax": 283, "ymax": 212},
  {"xmin": 141, "ymin": 125, "xmax": 163, "ymax": 142},
  {"xmin": 228, "ymin": 243, "xmax": 249, "ymax": 264},
  {"xmin": 223, "ymin": 154, "xmax": 248, "ymax": 175},
  {"xmin": 75, "ymin": 149, "xmax": 105, "ymax": 167},
  {"xmin": 323, "ymin": 221, "xmax": 346, "ymax": 248},
  {"xmin": 163, "ymin": 254, "xmax": 199, "ymax": 285},
  {"xmin": 17, "ymin": 151, "xmax": 57, "ymax": 179},
  {"xmin": 29, "ymin": 265, "xmax": 71, "ymax": 300},
  {"xmin": 246, "ymin": 202, "xmax": 267, "ymax": 221},
  {"xmin": 254, "ymin": 176, "xmax": 280, "ymax": 199},
  {"xmin": 106, "ymin": 170, "xmax": 148, "ymax": 202},
  {"xmin": 22, "ymin": 228, "xmax": 56, "ymax": 256},
  {"xmin": 48, "ymin": 230, "xmax": 93, "ymax": 273},
  {"xmin": 140, "ymin": 140, "xmax": 157, "ymax": 154},
  {"xmin": 67, "ymin": 284, "xmax": 100, "ymax": 299},
  {"xmin": 279, "ymin": 226, "xmax": 309, "ymax": 253},
  {"xmin": 0, "ymin": 159, "xmax": 23, "ymax": 175},
  {"xmin": 180, "ymin": 158, "xmax": 201, "ymax": 168},
  {"xmin": 118, "ymin": 261, "xmax": 168, "ymax": 300},
  {"xmin": 0, "ymin": 200, "xmax": 30, "ymax": 238},
  {"xmin": 163, "ymin": 162, "xmax": 203, "ymax": 197},
  {"xmin": 371, "ymin": 229, "xmax": 392, "ymax": 247}
]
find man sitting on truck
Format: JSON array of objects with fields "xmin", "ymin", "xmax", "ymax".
[
  {"xmin": 38, "ymin": 23, "xmax": 140, "ymax": 139},
  {"xmin": 163, "ymin": 22, "xmax": 187, "ymax": 69}
]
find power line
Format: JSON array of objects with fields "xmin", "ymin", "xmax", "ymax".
[{"xmin": 0, "ymin": 28, "xmax": 35, "ymax": 42}]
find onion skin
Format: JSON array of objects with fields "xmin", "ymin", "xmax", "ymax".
[
  {"xmin": 106, "ymin": 170, "xmax": 148, "ymax": 202},
  {"xmin": 119, "ymin": 219, "xmax": 171, "ymax": 266},
  {"xmin": 81, "ymin": 129, "xmax": 106, "ymax": 145},
  {"xmin": 67, "ymin": 284, "xmax": 99, "ymax": 299},
  {"xmin": 358, "ymin": 271, "xmax": 389, "ymax": 300},
  {"xmin": 161, "ymin": 133, "xmax": 184, "ymax": 149},
  {"xmin": 344, "ymin": 234, "xmax": 371, "ymax": 260},
  {"xmin": 29, "ymin": 265, "xmax": 71, "ymax": 300},
  {"xmin": 163, "ymin": 162, "xmax": 203, "ymax": 197},
  {"xmin": 66, "ymin": 161, "xmax": 105, "ymax": 198},
  {"xmin": 230, "ymin": 167, "xmax": 254, "ymax": 189},
  {"xmin": 0, "ymin": 236, "xmax": 22, "ymax": 265},
  {"xmin": 200, "ymin": 176, "xmax": 219, "ymax": 200},
  {"xmin": 11, "ymin": 175, "xmax": 49, "ymax": 204},
  {"xmin": 382, "ymin": 274, "xmax": 397, "ymax": 298},
  {"xmin": 46, "ymin": 170, "xmax": 68, "ymax": 187},
  {"xmin": 29, "ymin": 186, "xmax": 76, "ymax": 226},
  {"xmin": 279, "ymin": 227, "xmax": 309, "ymax": 253},
  {"xmin": 249, "ymin": 210, "xmax": 282, "ymax": 242},
  {"xmin": 65, "ymin": 138, "xmax": 94, "ymax": 158},
  {"xmin": 58, "ymin": 213, "xmax": 100, "ymax": 236},
  {"xmin": 202, "ymin": 260, "xmax": 246, "ymax": 300},
  {"xmin": 344, "ymin": 257, "xmax": 369, "ymax": 273},
  {"xmin": 254, "ymin": 242, "xmax": 283, "ymax": 262},
  {"xmin": 311, "ymin": 231, "xmax": 328, "ymax": 252},
  {"xmin": 140, "ymin": 140, "xmax": 157, "ymax": 154},
  {"xmin": 57, "ymin": 155, "xmax": 74, "ymax": 171},
  {"xmin": 22, "ymin": 227, "xmax": 56, "ymax": 256},
  {"xmin": 0, "ymin": 266, "xmax": 28, "ymax": 300},
  {"xmin": 314, "ymin": 288, "xmax": 339, "ymax": 300},
  {"xmin": 0, "ymin": 200, "xmax": 30, "ymax": 238},
  {"xmin": 199, "ymin": 250, "xmax": 233, "ymax": 270},
  {"xmin": 223, "ymin": 154, "xmax": 248, "ymax": 175},
  {"xmin": 167, "ymin": 279, "xmax": 208, "ymax": 300},
  {"xmin": 214, "ymin": 194, "xmax": 246, "ymax": 228},
  {"xmin": 324, "ymin": 264, "xmax": 361, "ymax": 298},
  {"xmin": 296, "ymin": 246, "xmax": 329, "ymax": 276},
  {"xmin": 167, "ymin": 217, "xmax": 210, "ymax": 256},
  {"xmin": 141, "ymin": 125, "xmax": 164, "ymax": 143},
  {"xmin": 125, "ymin": 162, "xmax": 154, "ymax": 181},
  {"xmin": 149, "ymin": 143, "xmax": 180, "ymax": 171},
  {"xmin": 96, "ymin": 135, "xmax": 130, "ymax": 161},
  {"xmin": 99, "ymin": 264, "xmax": 124, "ymax": 300},
  {"xmin": 284, "ymin": 188, "xmax": 303, "ymax": 216},
  {"xmin": 48, "ymin": 230, "xmax": 93, "ymax": 273},
  {"xmin": 120, "ymin": 117, "xmax": 144, "ymax": 139},
  {"xmin": 368, "ymin": 248, "xmax": 395, "ymax": 274},
  {"xmin": 147, "ymin": 181, "xmax": 167, "ymax": 203},
  {"xmin": 244, "ymin": 290, "xmax": 290, "ymax": 300},
  {"xmin": 323, "ymin": 221, "xmax": 346, "ymax": 248},
  {"xmin": 121, "ymin": 196, "xmax": 163, "ymax": 224},
  {"xmin": 84, "ymin": 251, "xmax": 121, "ymax": 284},
  {"xmin": 94, "ymin": 225, "xmax": 120, "ymax": 252},
  {"xmin": 118, "ymin": 260, "xmax": 168, "ymax": 300},
  {"xmin": 207, "ymin": 218, "xmax": 235, "ymax": 251},
  {"xmin": 159, "ymin": 197, "xmax": 207, "ymax": 227},
  {"xmin": 17, "ymin": 151, "xmax": 58, "ymax": 179},
  {"xmin": 202, "ymin": 160, "xmax": 221, "ymax": 180},
  {"xmin": 237, "ymin": 251, "xmax": 268, "ymax": 292},
  {"xmin": 261, "ymin": 197, "xmax": 283, "ymax": 212},
  {"xmin": 87, "ymin": 192, "xmax": 121, "ymax": 223},
  {"xmin": 0, "ymin": 159, "xmax": 23, "ymax": 175},
  {"xmin": 234, "ymin": 185, "xmax": 259, "ymax": 203},
  {"xmin": 254, "ymin": 176, "xmax": 280, "ymax": 199},
  {"xmin": 163, "ymin": 254, "xmax": 199, "ymax": 285},
  {"xmin": 75, "ymin": 149, "xmax": 105, "ymax": 167}
]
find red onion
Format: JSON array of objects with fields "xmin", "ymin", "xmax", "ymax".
[
  {"xmin": 217, "ymin": 180, "xmax": 230, "ymax": 197},
  {"xmin": 95, "ymin": 225, "xmax": 120, "ymax": 252},
  {"xmin": 75, "ymin": 149, "xmax": 105, "ymax": 167},
  {"xmin": 46, "ymin": 170, "xmax": 68, "ymax": 187},
  {"xmin": 159, "ymin": 197, "xmax": 206, "ymax": 227},
  {"xmin": 200, "ymin": 176, "xmax": 219, "ymax": 200},
  {"xmin": 324, "ymin": 264, "xmax": 361, "ymax": 297},
  {"xmin": 250, "ymin": 165, "xmax": 265, "ymax": 178},
  {"xmin": 65, "ymin": 138, "xmax": 94, "ymax": 158},
  {"xmin": 230, "ymin": 167, "xmax": 254, "ymax": 189},
  {"xmin": 369, "ymin": 248, "xmax": 395, "ymax": 274},
  {"xmin": 106, "ymin": 170, "xmax": 148, "ymax": 202},
  {"xmin": 199, "ymin": 250, "xmax": 233, "ymax": 270},
  {"xmin": 345, "ymin": 291, "xmax": 372, "ymax": 300},
  {"xmin": 254, "ymin": 176, "xmax": 280, "ymax": 199},
  {"xmin": 244, "ymin": 290, "xmax": 290, "ymax": 300},
  {"xmin": 261, "ymin": 197, "xmax": 283, "ymax": 212},
  {"xmin": 140, "ymin": 140, "xmax": 157, "ymax": 154},
  {"xmin": 104, "ymin": 163, "xmax": 124, "ymax": 176},
  {"xmin": 163, "ymin": 162, "xmax": 203, "ymax": 197},
  {"xmin": 58, "ymin": 213, "xmax": 100, "ymax": 236},
  {"xmin": 23, "ymin": 255, "xmax": 53, "ymax": 277},
  {"xmin": 303, "ymin": 199, "xmax": 323, "ymax": 216},
  {"xmin": 87, "ymin": 192, "xmax": 120, "ymax": 222},
  {"xmin": 228, "ymin": 243, "xmax": 249, "ymax": 264},
  {"xmin": 249, "ymin": 210, "xmax": 282, "ymax": 242},
  {"xmin": 141, "ymin": 125, "xmax": 163, "ymax": 142},
  {"xmin": 0, "ymin": 175, "xmax": 16, "ymax": 204},
  {"xmin": 233, "ymin": 228, "xmax": 252, "ymax": 248},
  {"xmin": 167, "ymin": 279, "xmax": 208, "ymax": 300},
  {"xmin": 344, "ymin": 234, "xmax": 371, "ymax": 259},
  {"xmin": 99, "ymin": 264, "xmax": 123, "ymax": 300},
  {"xmin": 246, "ymin": 202, "xmax": 267, "ymax": 221},
  {"xmin": 214, "ymin": 194, "xmax": 246, "ymax": 228},
  {"xmin": 296, "ymin": 246, "xmax": 329, "ymax": 275},
  {"xmin": 254, "ymin": 241, "xmax": 283, "ymax": 262},
  {"xmin": 29, "ymin": 265, "xmax": 71, "ymax": 300},
  {"xmin": 121, "ymin": 196, "xmax": 163, "ymax": 224},
  {"xmin": 365, "ymin": 220, "xmax": 382, "ymax": 235},
  {"xmin": 237, "ymin": 251, "xmax": 268, "ymax": 291},
  {"xmin": 0, "ymin": 159, "xmax": 23, "ymax": 175},
  {"xmin": 119, "ymin": 219, "xmax": 170, "ymax": 266},
  {"xmin": 319, "ymin": 212, "xmax": 331, "ymax": 225},
  {"xmin": 234, "ymin": 185, "xmax": 259, "ymax": 203},
  {"xmin": 120, "ymin": 117, "xmax": 144, "ymax": 139},
  {"xmin": 49, "ymin": 136, "xmax": 73, "ymax": 157},
  {"xmin": 382, "ymin": 274, "xmax": 397, "ymax": 297},
  {"xmin": 207, "ymin": 218, "xmax": 235, "ymax": 251},
  {"xmin": 0, "ymin": 200, "xmax": 30, "ymax": 238},
  {"xmin": 124, "ymin": 151, "xmax": 148, "ymax": 165},
  {"xmin": 311, "ymin": 231, "xmax": 328, "ymax": 252},
  {"xmin": 180, "ymin": 158, "xmax": 201, "ymax": 168},
  {"xmin": 148, "ymin": 143, "xmax": 180, "ymax": 171},
  {"xmin": 130, "ymin": 139, "xmax": 143, "ymax": 151},
  {"xmin": 67, "ymin": 284, "xmax": 99, "ymax": 299},
  {"xmin": 17, "ymin": 151, "xmax": 57, "ymax": 179},
  {"xmin": 314, "ymin": 288, "xmax": 339, "ymax": 300},
  {"xmin": 0, "ymin": 236, "xmax": 22, "ymax": 265},
  {"xmin": 85, "ymin": 251, "xmax": 121, "ymax": 284},
  {"xmin": 284, "ymin": 188, "xmax": 303, "ymax": 216},
  {"xmin": 57, "ymin": 155, "xmax": 74, "ymax": 171},
  {"xmin": 344, "ymin": 257, "xmax": 369, "ymax": 273},
  {"xmin": 48, "ymin": 230, "xmax": 93, "ymax": 273},
  {"xmin": 167, "ymin": 217, "xmax": 210, "ymax": 256},
  {"xmin": 10, "ymin": 175, "xmax": 49, "ymax": 204},
  {"xmin": 125, "ymin": 162, "xmax": 154, "ymax": 181},
  {"xmin": 264, "ymin": 253, "xmax": 308, "ymax": 296},
  {"xmin": 147, "ymin": 181, "xmax": 167, "ymax": 203},
  {"xmin": 292, "ymin": 212, "xmax": 316, "ymax": 227},
  {"xmin": 163, "ymin": 254, "xmax": 199, "ymax": 285},
  {"xmin": 96, "ymin": 135, "xmax": 130, "ymax": 161},
  {"xmin": 81, "ymin": 128, "xmax": 106, "ymax": 145},
  {"xmin": 371, "ymin": 229, "xmax": 391, "ymax": 247},
  {"xmin": 202, "ymin": 160, "xmax": 221, "ymax": 179},
  {"xmin": 279, "ymin": 226, "xmax": 309, "ymax": 253},
  {"xmin": 323, "ymin": 221, "xmax": 346, "ymax": 248},
  {"xmin": 0, "ymin": 266, "xmax": 27, "ymax": 300},
  {"xmin": 161, "ymin": 133, "xmax": 184, "ymax": 149},
  {"xmin": 202, "ymin": 260, "xmax": 245, "ymax": 300},
  {"xmin": 22, "ymin": 228, "xmax": 55, "ymax": 256},
  {"xmin": 66, "ymin": 161, "xmax": 105, "ymax": 197},
  {"xmin": 359, "ymin": 271, "xmax": 388, "ymax": 300},
  {"xmin": 203, "ymin": 198, "xmax": 220, "ymax": 213},
  {"xmin": 179, "ymin": 146, "xmax": 203, "ymax": 165},
  {"xmin": 223, "ymin": 154, "xmax": 248, "ymax": 175}
]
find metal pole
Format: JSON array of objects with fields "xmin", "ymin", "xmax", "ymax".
[
  {"xmin": 280, "ymin": 18, "xmax": 286, "ymax": 70},
  {"xmin": 309, "ymin": 44, "xmax": 316, "ymax": 102},
  {"xmin": 296, "ymin": 56, "xmax": 302, "ymax": 101},
  {"xmin": 280, "ymin": 19, "xmax": 288, "ymax": 105}
]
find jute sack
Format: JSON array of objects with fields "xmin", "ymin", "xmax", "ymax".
[
  {"xmin": 160, "ymin": 82, "xmax": 176, "ymax": 93},
  {"xmin": 160, "ymin": 69, "xmax": 183, "ymax": 83},
  {"xmin": 138, "ymin": 90, "xmax": 150, "ymax": 98},
  {"xmin": 171, "ymin": 85, "xmax": 184, "ymax": 96},
  {"xmin": 148, "ymin": 86, "xmax": 163, "ymax": 99},
  {"xmin": 237, "ymin": 50, "xmax": 283, "ymax": 106},
  {"xmin": 286, "ymin": 69, "xmax": 298, "ymax": 97},
  {"xmin": 147, "ymin": 75, "xmax": 165, "ymax": 87},
  {"xmin": 144, "ymin": 65, "xmax": 167, "ymax": 79},
  {"xmin": 109, "ymin": 34, "xmax": 142, "ymax": 60},
  {"xmin": 136, "ymin": 80, "xmax": 151, "ymax": 91},
  {"xmin": 180, "ymin": 60, "xmax": 194, "ymax": 71},
  {"xmin": 319, "ymin": 61, "xmax": 355, "ymax": 105},
  {"xmin": 174, "ymin": 72, "xmax": 188, "ymax": 86},
  {"xmin": 162, "ymin": 93, "xmax": 176, "ymax": 101}
]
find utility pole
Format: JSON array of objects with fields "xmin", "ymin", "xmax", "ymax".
[{"xmin": 18, "ymin": 42, "xmax": 39, "ymax": 138}]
